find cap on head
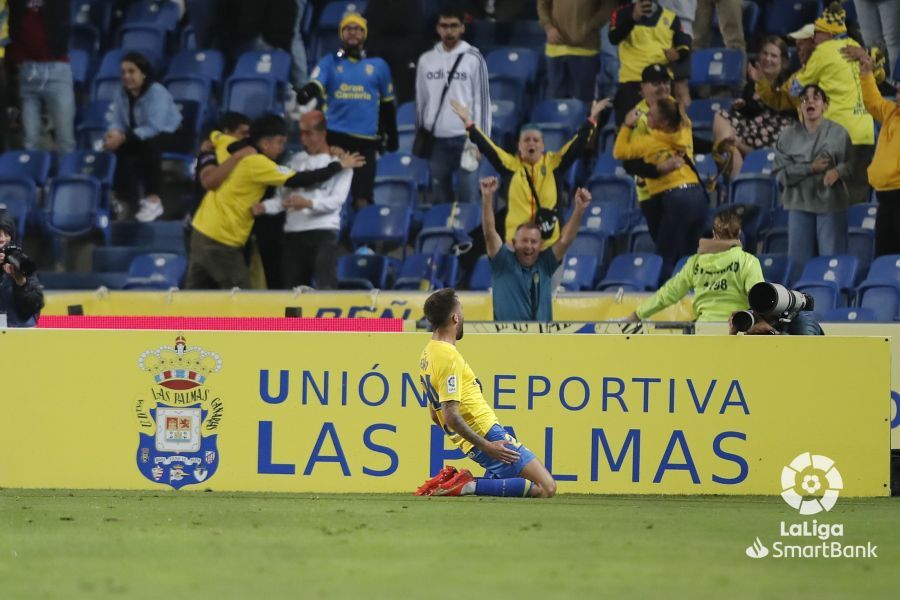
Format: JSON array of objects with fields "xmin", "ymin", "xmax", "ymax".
[
  {"xmin": 814, "ymin": 2, "xmax": 846, "ymax": 35},
  {"xmin": 788, "ymin": 24, "xmax": 815, "ymax": 40},
  {"xmin": 339, "ymin": 12, "xmax": 368, "ymax": 39},
  {"xmin": 641, "ymin": 63, "xmax": 672, "ymax": 84}
]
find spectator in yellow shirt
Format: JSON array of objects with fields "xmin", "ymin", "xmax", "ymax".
[{"xmin": 842, "ymin": 45, "xmax": 900, "ymax": 257}]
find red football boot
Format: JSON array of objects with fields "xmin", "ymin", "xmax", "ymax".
[
  {"xmin": 432, "ymin": 469, "xmax": 475, "ymax": 496},
  {"xmin": 414, "ymin": 465, "xmax": 458, "ymax": 496}
]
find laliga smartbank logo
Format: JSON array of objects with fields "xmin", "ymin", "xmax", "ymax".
[{"xmin": 744, "ymin": 452, "xmax": 877, "ymax": 560}]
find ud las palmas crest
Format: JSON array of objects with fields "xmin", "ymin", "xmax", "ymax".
[{"xmin": 135, "ymin": 336, "xmax": 224, "ymax": 489}]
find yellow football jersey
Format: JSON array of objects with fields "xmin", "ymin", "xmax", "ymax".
[{"xmin": 418, "ymin": 340, "xmax": 499, "ymax": 454}]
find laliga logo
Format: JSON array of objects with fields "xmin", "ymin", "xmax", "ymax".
[{"xmin": 780, "ymin": 452, "xmax": 843, "ymax": 515}]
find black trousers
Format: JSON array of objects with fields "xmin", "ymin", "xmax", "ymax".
[
  {"xmin": 282, "ymin": 229, "xmax": 339, "ymax": 289},
  {"xmin": 326, "ymin": 130, "xmax": 378, "ymax": 205},
  {"xmin": 875, "ymin": 189, "xmax": 900, "ymax": 257},
  {"xmin": 113, "ymin": 132, "xmax": 177, "ymax": 204}
]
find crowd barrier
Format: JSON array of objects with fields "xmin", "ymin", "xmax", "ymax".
[{"xmin": 0, "ymin": 330, "xmax": 888, "ymax": 495}]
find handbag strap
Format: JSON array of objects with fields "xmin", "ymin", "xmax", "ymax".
[
  {"xmin": 681, "ymin": 154, "xmax": 712, "ymax": 206},
  {"xmin": 522, "ymin": 167, "xmax": 544, "ymax": 209},
  {"xmin": 429, "ymin": 53, "xmax": 466, "ymax": 133}
]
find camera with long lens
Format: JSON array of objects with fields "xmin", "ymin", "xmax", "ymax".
[
  {"xmin": 732, "ymin": 282, "xmax": 814, "ymax": 333},
  {"xmin": 1, "ymin": 244, "xmax": 36, "ymax": 277}
]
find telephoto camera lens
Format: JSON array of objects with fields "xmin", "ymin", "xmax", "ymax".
[{"xmin": 731, "ymin": 310, "xmax": 756, "ymax": 333}]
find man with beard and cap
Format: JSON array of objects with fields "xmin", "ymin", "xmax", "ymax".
[
  {"xmin": 297, "ymin": 12, "xmax": 398, "ymax": 209},
  {"xmin": 0, "ymin": 210, "xmax": 43, "ymax": 327},
  {"xmin": 414, "ymin": 287, "xmax": 557, "ymax": 498}
]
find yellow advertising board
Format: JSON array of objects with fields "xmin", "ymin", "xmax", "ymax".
[
  {"xmin": 0, "ymin": 330, "xmax": 889, "ymax": 495},
  {"xmin": 42, "ymin": 290, "xmax": 693, "ymax": 322}
]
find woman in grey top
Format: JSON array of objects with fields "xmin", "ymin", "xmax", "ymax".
[{"xmin": 774, "ymin": 84, "xmax": 853, "ymax": 282}]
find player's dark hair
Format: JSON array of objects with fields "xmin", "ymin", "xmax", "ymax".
[
  {"xmin": 437, "ymin": 2, "xmax": 465, "ymax": 23},
  {"xmin": 801, "ymin": 84, "xmax": 829, "ymax": 104},
  {"xmin": 424, "ymin": 288, "xmax": 458, "ymax": 329},
  {"xmin": 121, "ymin": 51, "xmax": 154, "ymax": 93},
  {"xmin": 219, "ymin": 112, "xmax": 251, "ymax": 134},
  {"xmin": 655, "ymin": 97, "xmax": 685, "ymax": 132},
  {"xmin": 250, "ymin": 114, "xmax": 288, "ymax": 142}
]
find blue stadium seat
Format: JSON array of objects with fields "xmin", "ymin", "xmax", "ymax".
[
  {"xmin": 70, "ymin": 49, "xmax": 92, "ymax": 93},
  {"xmin": 488, "ymin": 74, "xmax": 528, "ymax": 106},
  {"xmin": 509, "ymin": 20, "xmax": 547, "ymax": 48},
  {"xmin": 71, "ymin": 0, "xmax": 113, "ymax": 35},
  {"xmin": 629, "ymin": 223, "xmax": 656, "ymax": 254},
  {"xmin": 337, "ymin": 254, "xmax": 390, "ymax": 289},
  {"xmin": 58, "ymin": 151, "xmax": 117, "ymax": 206},
  {"xmin": 693, "ymin": 153, "xmax": 723, "ymax": 202},
  {"xmin": 560, "ymin": 254, "xmax": 600, "ymax": 291},
  {"xmin": 417, "ymin": 203, "xmax": 481, "ymax": 254},
  {"xmin": 71, "ymin": 23, "xmax": 101, "ymax": 57},
  {"xmin": 92, "ymin": 245, "xmax": 147, "ymax": 273},
  {"xmin": 730, "ymin": 174, "xmax": 778, "ymax": 211},
  {"xmin": 373, "ymin": 178, "xmax": 417, "ymax": 208},
  {"xmin": 224, "ymin": 77, "xmax": 280, "ymax": 119},
  {"xmin": 122, "ymin": 252, "xmax": 187, "ymax": 289},
  {"xmin": 858, "ymin": 254, "xmax": 900, "ymax": 287},
  {"xmin": 538, "ymin": 126, "xmax": 569, "ymax": 152},
  {"xmin": 821, "ymin": 307, "xmax": 877, "ymax": 322},
  {"xmin": 762, "ymin": 227, "xmax": 788, "ymax": 256},
  {"xmin": 110, "ymin": 220, "xmax": 186, "ymax": 252},
  {"xmin": 91, "ymin": 49, "xmax": 127, "ymax": 102},
  {"xmin": 848, "ymin": 203, "xmax": 878, "ymax": 230},
  {"xmin": 764, "ymin": 0, "xmax": 823, "ymax": 37},
  {"xmin": 586, "ymin": 177, "xmax": 638, "ymax": 228},
  {"xmin": 758, "ymin": 254, "xmax": 792, "ymax": 286},
  {"xmin": 486, "ymin": 47, "xmax": 539, "ymax": 86},
  {"xmin": 179, "ymin": 23, "xmax": 196, "ymax": 50},
  {"xmin": 350, "ymin": 205, "xmax": 411, "ymax": 253},
  {"xmin": 162, "ymin": 100, "xmax": 205, "ymax": 160},
  {"xmin": 469, "ymin": 254, "xmax": 492, "ymax": 290},
  {"xmin": 740, "ymin": 148, "xmax": 776, "ymax": 174},
  {"xmin": 491, "ymin": 100, "xmax": 521, "ymax": 148},
  {"xmin": 396, "ymin": 101, "xmax": 417, "ymax": 130},
  {"xmin": 0, "ymin": 178, "xmax": 36, "ymax": 238},
  {"xmin": 591, "ymin": 152, "xmax": 626, "ymax": 177},
  {"xmin": 165, "ymin": 76, "xmax": 212, "ymax": 104},
  {"xmin": 397, "ymin": 130, "xmax": 415, "ymax": 155},
  {"xmin": 530, "ymin": 99, "xmax": 588, "ymax": 136},
  {"xmin": 124, "ymin": 0, "xmax": 181, "ymax": 32},
  {"xmin": 570, "ymin": 200, "xmax": 628, "ymax": 237},
  {"xmin": 794, "ymin": 284, "xmax": 839, "ymax": 316},
  {"xmin": 76, "ymin": 100, "xmax": 115, "ymax": 150},
  {"xmin": 117, "ymin": 24, "xmax": 166, "ymax": 68},
  {"xmin": 464, "ymin": 20, "xmax": 499, "ymax": 52},
  {"xmin": 393, "ymin": 253, "xmax": 458, "ymax": 290},
  {"xmin": 0, "ymin": 150, "xmax": 52, "ymax": 186},
  {"xmin": 596, "ymin": 253, "xmax": 663, "ymax": 291},
  {"xmin": 795, "ymin": 255, "xmax": 859, "ymax": 292},
  {"xmin": 567, "ymin": 234, "xmax": 608, "ymax": 264},
  {"xmin": 858, "ymin": 285, "xmax": 900, "ymax": 321},
  {"xmin": 686, "ymin": 98, "xmax": 732, "ymax": 131},
  {"xmin": 317, "ymin": 1, "xmax": 369, "ymax": 29},
  {"xmin": 376, "ymin": 152, "xmax": 429, "ymax": 190},
  {"xmin": 166, "ymin": 49, "xmax": 225, "ymax": 83},
  {"xmin": 690, "ymin": 48, "xmax": 745, "ymax": 87},
  {"xmin": 44, "ymin": 176, "xmax": 108, "ymax": 240},
  {"xmin": 848, "ymin": 228, "xmax": 875, "ymax": 275},
  {"xmin": 233, "ymin": 50, "xmax": 292, "ymax": 84}
]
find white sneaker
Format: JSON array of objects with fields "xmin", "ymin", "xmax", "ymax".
[{"xmin": 136, "ymin": 198, "xmax": 164, "ymax": 222}]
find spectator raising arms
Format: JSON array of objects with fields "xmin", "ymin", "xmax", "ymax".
[
  {"xmin": 103, "ymin": 52, "xmax": 182, "ymax": 222},
  {"xmin": 480, "ymin": 176, "xmax": 591, "ymax": 322},
  {"xmin": 625, "ymin": 209, "xmax": 764, "ymax": 323},
  {"xmin": 609, "ymin": 0, "xmax": 692, "ymax": 125},
  {"xmin": 450, "ymin": 98, "xmax": 607, "ymax": 248},
  {"xmin": 614, "ymin": 96, "xmax": 706, "ymax": 277},
  {"xmin": 774, "ymin": 84, "xmax": 853, "ymax": 282},
  {"xmin": 297, "ymin": 13, "xmax": 398, "ymax": 209},
  {"xmin": 842, "ymin": 45, "xmax": 900, "ymax": 257}
]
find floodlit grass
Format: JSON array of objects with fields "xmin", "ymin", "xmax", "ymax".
[{"xmin": 1, "ymin": 490, "xmax": 897, "ymax": 599}]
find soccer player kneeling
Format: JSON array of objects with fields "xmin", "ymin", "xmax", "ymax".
[{"xmin": 415, "ymin": 289, "xmax": 557, "ymax": 498}]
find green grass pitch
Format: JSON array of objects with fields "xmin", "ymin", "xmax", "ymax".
[{"xmin": 1, "ymin": 490, "xmax": 897, "ymax": 599}]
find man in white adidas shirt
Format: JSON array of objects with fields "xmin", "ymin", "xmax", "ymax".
[
  {"xmin": 255, "ymin": 110, "xmax": 353, "ymax": 289},
  {"xmin": 415, "ymin": 3, "xmax": 491, "ymax": 204}
]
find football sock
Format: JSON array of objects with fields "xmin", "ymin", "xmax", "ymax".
[{"xmin": 473, "ymin": 477, "xmax": 532, "ymax": 497}]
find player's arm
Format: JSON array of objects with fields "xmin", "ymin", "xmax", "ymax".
[
  {"xmin": 428, "ymin": 405, "xmax": 441, "ymax": 426},
  {"xmin": 200, "ymin": 145, "xmax": 257, "ymax": 191},
  {"xmin": 441, "ymin": 401, "xmax": 520, "ymax": 464}
]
